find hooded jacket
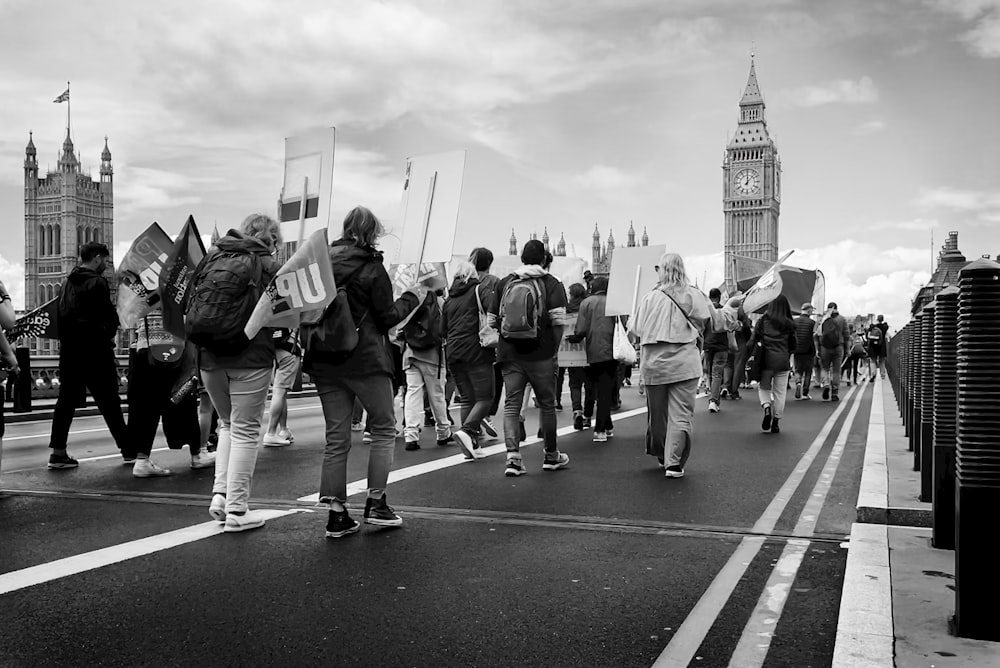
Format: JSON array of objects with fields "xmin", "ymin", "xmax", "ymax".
[
  {"xmin": 58, "ymin": 265, "xmax": 120, "ymax": 350},
  {"xmin": 303, "ymin": 239, "xmax": 422, "ymax": 378},
  {"xmin": 750, "ymin": 314, "xmax": 796, "ymax": 372},
  {"xmin": 703, "ymin": 299, "xmax": 730, "ymax": 353},
  {"xmin": 197, "ymin": 230, "xmax": 280, "ymax": 371},
  {"xmin": 573, "ymin": 291, "xmax": 615, "ymax": 364},
  {"xmin": 815, "ymin": 309, "xmax": 850, "ymax": 352},
  {"xmin": 489, "ymin": 264, "xmax": 568, "ymax": 363},
  {"xmin": 441, "ymin": 276, "xmax": 495, "ymax": 368}
]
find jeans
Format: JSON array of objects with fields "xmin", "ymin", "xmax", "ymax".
[
  {"xmin": 502, "ymin": 358, "xmax": 558, "ymax": 454},
  {"xmin": 820, "ymin": 346, "xmax": 845, "ymax": 395},
  {"xmin": 703, "ymin": 350, "xmax": 728, "ymax": 403},
  {"xmin": 793, "ymin": 354, "xmax": 814, "ymax": 396},
  {"xmin": 451, "ymin": 362, "xmax": 495, "ymax": 436},
  {"xmin": 759, "ymin": 370, "xmax": 790, "ymax": 418},
  {"xmin": 489, "ymin": 364, "xmax": 504, "ymax": 417},
  {"xmin": 201, "ymin": 366, "xmax": 272, "ymax": 514},
  {"xmin": 588, "ymin": 360, "xmax": 619, "ymax": 432},
  {"xmin": 314, "ymin": 372, "xmax": 396, "ymax": 504},
  {"xmin": 126, "ymin": 349, "xmax": 201, "ymax": 457},
  {"xmin": 644, "ymin": 378, "xmax": 698, "ymax": 469},
  {"xmin": 568, "ymin": 366, "xmax": 593, "ymax": 417},
  {"xmin": 49, "ymin": 344, "xmax": 128, "ymax": 451},
  {"xmin": 404, "ymin": 360, "xmax": 451, "ymax": 442},
  {"xmin": 724, "ymin": 344, "xmax": 747, "ymax": 394}
]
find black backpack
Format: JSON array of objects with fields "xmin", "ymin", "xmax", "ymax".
[
  {"xmin": 866, "ymin": 324, "xmax": 884, "ymax": 347},
  {"xmin": 184, "ymin": 248, "xmax": 266, "ymax": 355},
  {"xmin": 403, "ymin": 292, "xmax": 443, "ymax": 350},
  {"xmin": 300, "ymin": 262, "xmax": 370, "ymax": 363}
]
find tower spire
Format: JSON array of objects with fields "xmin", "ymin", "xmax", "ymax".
[{"xmin": 740, "ymin": 56, "xmax": 763, "ymax": 107}]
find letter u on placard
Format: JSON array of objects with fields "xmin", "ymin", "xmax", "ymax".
[{"xmin": 297, "ymin": 264, "xmax": 326, "ymax": 304}]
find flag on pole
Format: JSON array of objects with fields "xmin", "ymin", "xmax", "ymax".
[
  {"xmin": 158, "ymin": 215, "xmax": 206, "ymax": 338},
  {"xmin": 53, "ymin": 88, "xmax": 69, "ymax": 103},
  {"xmin": 6, "ymin": 298, "xmax": 60, "ymax": 340},
  {"xmin": 116, "ymin": 222, "xmax": 175, "ymax": 329},
  {"xmin": 243, "ymin": 228, "xmax": 337, "ymax": 339},
  {"xmin": 740, "ymin": 250, "xmax": 795, "ymax": 314}
]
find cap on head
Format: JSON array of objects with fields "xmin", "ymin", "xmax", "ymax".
[
  {"xmin": 801, "ymin": 302, "xmax": 815, "ymax": 312},
  {"xmin": 828, "ymin": 302, "xmax": 838, "ymax": 310}
]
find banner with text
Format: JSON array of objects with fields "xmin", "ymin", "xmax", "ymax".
[
  {"xmin": 7, "ymin": 298, "xmax": 59, "ymax": 341},
  {"xmin": 557, "ymin": 314, "xmax": 587, "ymax": 368},
  {"xmin": 117, "ymin": 222, "xmax": 175, "ymax": 329},
  {"xmin": 158, "ymin": 215, "xmax": 206, "ymax": 338}
]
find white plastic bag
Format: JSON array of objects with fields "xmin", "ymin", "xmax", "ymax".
[{"xmin": 613, "ymin": 318, "xmax": 637, "ymax": 366}]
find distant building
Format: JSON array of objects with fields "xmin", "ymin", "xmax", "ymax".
[
  {"xmin": 23, "ymin": 130, "xmax": 121, "ymax": 355},
  {"xmin": 911, "ymin": 230, "xmax": 968, "ymax": 315},
  {"xmin": 507, "ymin": 222, "xmax": 650, "ymax": 276}
]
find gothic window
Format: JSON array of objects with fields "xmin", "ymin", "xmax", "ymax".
[
  {"xmin": 77, "ymin": 227, "xmax": 82, "ymax": 247},
  {"xmin": 55, "ymin": 224, "xmax": 61, "ymax": 255}
]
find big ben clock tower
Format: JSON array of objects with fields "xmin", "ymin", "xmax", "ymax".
[{"xmin": 723, "ymin": 55, "xmax": 781, "ymax": 293}]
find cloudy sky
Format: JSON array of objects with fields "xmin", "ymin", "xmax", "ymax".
[{"xmin": 1, "ymin": 0, "xmax": 997, "ymax": 330}]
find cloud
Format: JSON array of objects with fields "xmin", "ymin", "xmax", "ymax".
[
  {"xmin": 574, "ymin": 165, "xmax": 645, "ymax": 199},
  {"xmin": 930, "ymin": 0, "xmax": 1000, "ymax": 57},
  {"xmin": 916, "ymin": 186, "xmax": 1000, "ymax": 223},
  {"xmin": 854, "ymin": 119, "xmax": 886, "ymax": 135},
  {"xmin": 773, "ymin": 76, "xmax": 879, "ymax": 109},
  {"xmin": 0, "ymin": 253, "xmax": 25, "ymax": 310},
  {"xmin": 866, "ymin": 217, "xmax": 940, "ymax": 232}
]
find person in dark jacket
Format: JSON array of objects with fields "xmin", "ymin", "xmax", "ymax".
[
  {"xmin": 304, "ymin": 206, "xmax": 426, "ymax": 538},
  {"xmin": 46, "ymin": 242, "xmax": 130, "ymax": 470},
  {"xmin": 750, "ymin": 295, "xmax": 797, "ymax": 434},
  {"xmin": 702, "ymin": 288, "xmax": 729, "ymax": 414},
  {"xmin": 198, "ymin": 216, "xmax": 281, "ymax": 532},
  {"xmin": 441, "ymin": 261, "xmax": 495, "ymax": 459},
  {"xmin": 723, "ymin": 307, "xmax": 751, "ymax": 400},
  {"xmin": 471, "ymin": 247, "xmax": 502, "ymax": 439},
  {"xmin": 560, "ymin": 283, "xmax": 594, "ymax": 430},
  {"xmin": 567, "ymin": 277, "xmax": 616, "ymax": 441},
  {"xmin": 792, "ymin": 302, "xmax": 817, "ymax": 400}
]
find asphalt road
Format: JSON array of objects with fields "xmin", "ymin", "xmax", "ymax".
[{"xmin": 0, "ymin": 378, "xmax": 873, "ymax": 667}]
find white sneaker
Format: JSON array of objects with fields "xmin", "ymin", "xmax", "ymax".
[
  {"xmin": 133, "ymin": 458, "xmax": 172, "ymax": 478},
  {"xmin": 191, "ymin": 452, "xmax": 216, "ymax": 469},
  {"xmin": 363, "ymin": 432, "xmax": 373, "ymax": 444},
  {"xmin": 593, "ymin": 431, "xmax": 608, "ymax": 443},
  {"xmin": 481, "ymin": 417, "xmax": 499, "ymax": 439},
  {"xmin": 209, "ymin": 493, "xmax": 226, "ymax": 521},
  {"xmin": 708, "ymin": 400, "xmax": 720, "ymax": 413},
  {"xmin": 278, "ymin": 429, "xmax": 294, "ymax": 443},
  {"xmin": 223, "ymin": 510, "xmax": 266, "ymax": 533},
  {"xmin": 263, "ymin": 433, "xmax": 291, "ymax": 447},
  {"xmin": 454, "ymin": 429, "xmax": 478, "ymax": 460}
]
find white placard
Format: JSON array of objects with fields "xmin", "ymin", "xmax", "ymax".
[
  {"xmin": 605, "ymin": 245, "xmax": 667, "ymax": 316},
  {"xmin": 280, "ymin": 127, "xmax": 336, "ymax": 243},
  {"xmin": 395, "ymin": 150, "xmax": 467, "ymax": 265}
]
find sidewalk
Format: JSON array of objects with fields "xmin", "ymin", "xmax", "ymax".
[{"xmin": 833, "ymin": 376, "xmax": 1000, "ymax": 667}]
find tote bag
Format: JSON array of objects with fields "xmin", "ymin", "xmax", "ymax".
[
  {"xmin": 613, "ymin": 317, "xmax": 637, "ymax": 366},
  {"xmin": 475, "ymin": 286, "xmax": 498, "ymax": 350}
]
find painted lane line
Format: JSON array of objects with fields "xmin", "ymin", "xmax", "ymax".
[
  {"xmin": 727, "ymin": 383, "xmax": 866, "ymax": 667},
  {"xmin": 652, "ymin": 384, "xmax": 859, "ymax": 668},
  {"xmin": 296, "ymin": 406, "xmax": 649, "ymax": 503},
  {"xmin": 0, "ymin": 508, "xmax": 310, "ymax": 596}
]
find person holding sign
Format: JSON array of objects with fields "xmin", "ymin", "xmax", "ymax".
[
  {"xmin": 565, "ymin": 276, "xmax": 616, "ymax": 442},
  {"xmin": 489, "ymin": 240, "xmax": 569, "ymax": 477},
  {"xmin": 303, "ymin": 207, "xmax": 428, "ymax": 538},
  {"xmin": 630, "ymin": 253, "xmax": 742, "ymax": 479}
]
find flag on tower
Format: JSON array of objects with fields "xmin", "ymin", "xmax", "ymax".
[{"xmin": 53, "ymin": 87, "xmax": 70, "ymax": 103}]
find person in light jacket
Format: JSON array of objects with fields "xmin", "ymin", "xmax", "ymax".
[{"xmin": 630, "ymin": 253, "xmax": 742, "ymax": 478}]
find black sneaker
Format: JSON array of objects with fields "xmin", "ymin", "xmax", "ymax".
[
  {"xmin": 794, "ymin": 383, "xmax": 802, "ymax": 400},
  {"xmin": 665, "ymin": 465, "xmax": 685, "ymax": 478},
  {"xmin": 424, "ymin": 413, "xmax": 435, "ymax": 427},
  {"xmin": 436, "ymin": 435, "xmax": 454, "ymax": 446},
  {"xmin": 573, "ymin": 412, "xmax": 584, "ymax": 430},
  {"xmin": 770, "ymin": 418, "xmax": 781, "ymax": 434},
  {"xmin": 404, "ymin": 440, "xmax": 420, "ymax": 451},
  {"xmin": 731, "ymin": 390, "xmax": 741, "ymax": 400},
  {"xmin": 556, "ymin": 403, "xmax": 564, "ymax": 411},
  {"xmin": 364, "ymin": 496, "xmax": 403, "ymax": 527},
  {"xmin": 326, "ymin": 509, "xmax": 360, "ymax": 538},
  {"xmin": 831, "ymin": 393, "xmax": 840, "ymax": 402},
  {"xmin": 481, "ymin": 417, "xmax": 498, "ymax": 438},
  {"xmin": 822, "ymin": 387, "xmax": 830, "ymax": 401},
  {"xmin": 48, "ymin": 453, "xmax": 79, "ymax": 470},
  {"xmin": 721, "ymin": 388, "xmax": 730, "ymax": 399},
  {"xmin": 582, "ymin": 416, "xmax": 592, "ymax": 430},
  {"xmin": 761, "ymin": 404, "xmax": 773, "ymax": 432}
]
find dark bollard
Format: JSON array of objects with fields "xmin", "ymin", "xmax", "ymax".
[
  {"xmin": 954, "ymin": 257, "xmax": 1000, "ymax": 641},
  {"xmin": 920, "ymin": 302, "xmax": 936, "ymax": 501},
  {"xmin": 911, "ymin": 314, "xmax": 924, "ymax": 468},
  {"xmin": 932, "ymin": 287, "xmax": 959, "ymax": 549},
  {"xmin": 12, "ymin": 346, "xmax": 32, "ymax": 413},
  {"xmin": 903, "ymin": 323, "xmax": 912, "ymax": 434}
]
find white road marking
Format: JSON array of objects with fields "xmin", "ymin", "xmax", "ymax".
[
  {"xmin": 652, "ymin": 384, "xmax": 860, "ymax": 667},
  {"xmin": 0, "ymin": 509, "xmax": 310, "ymax": 596},
  {"xmin": 297, "ymin": 406, "xmax": 649, "ymax": 503},
  {"xmin": 727, "ymin": 384, "xmax": 866, "ymax": 667}
]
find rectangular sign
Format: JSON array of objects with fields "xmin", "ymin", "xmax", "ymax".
[
  {"xmin": 394, "ymin": 150, "xmax": 467, "ymax": 265},
  {"xmin": 557, "ymin": 313, "xmax": 588, "ymax": 368},
  {"xmin": 605, "ymin": 245, "xmax": 666, "ymax": 316},
  {"xmin": 280, "ymin": 127, "xmax": 336, "ymax": 244}
]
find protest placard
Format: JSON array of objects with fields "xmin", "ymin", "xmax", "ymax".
[
  {"xmin": 605, "ymin": 245, "xmax": 666, "ymax": 317},
  {"xmin": 7, "ymin": 298, "xmax": 59, "ymax": 341},
  {"xmin": 243, "ymin": 228, "xmax": 337, "ymax": 339},
  {"xmin": 557, "ymin": 313, "xmax": 587, "ymax": 368},
  {"xmin": 116, "ymin": 222, "xmax": 175, "ymax": 328},
  {"xmin": 740, "ymin": 250, "xmax": 795, "ymax": 314},
  {"xmin": 395, "ymin": 150, "xmax": 466, "ymax": 265},
  {"xmin": 158, "ymin": 215, "xmax": 206, "ymax": 338},
  {"xmin": 279, "ymin": 127, "xmax": 336, "ymax": 245}
]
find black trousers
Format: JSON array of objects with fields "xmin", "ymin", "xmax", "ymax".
[
  {"xmin": 49, "ymin": 344, "xmax": 128, "ymax": 451},
  {"xmin": 125, "ymin": 349, "xmax": 201, "ymax": 458},
  {"xmin": 588, "ymin": 359, "xmax": 620, "ymax": 432}
]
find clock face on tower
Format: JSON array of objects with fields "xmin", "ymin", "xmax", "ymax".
[{"xmin": 734, "ymin": 168, "xmax": 760, "ymax": 196}]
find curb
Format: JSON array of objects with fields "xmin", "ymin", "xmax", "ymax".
[{"xmin": 832, "ymin": 523, "xmax": 894, "ymax": 668}]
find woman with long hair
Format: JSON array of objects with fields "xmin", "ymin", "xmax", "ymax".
[
  {"xmin": 441, "ymin": 260, "xmax": 494, "ymax": 459},
  {"xmin": 630, "ymin": 253, "xmax": 742, "ymax": 478},
  {"xmin": 749, "ymin": 294, "xmax": 797, "ymax": 434},
  {"xmin": 304, "ymin": 206, "xmax": 427, "ymax": 539},
  {"xmin": 199, "ymin": 213, "xmax": 281, "ymax": 532}
]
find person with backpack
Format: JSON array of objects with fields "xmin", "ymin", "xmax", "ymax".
[
  {"xmin": 488, "ymin": 239, "xmax": 569, "ymax": 477},
  {"xmin": 440, "ymin": 261, "xmax": 495, "ymax": 459},
  {"xmin": 188, "ymin": 214, "xmax": 281, "ymax": 532},
  {"xmin": 262, "ymin": 328, "xmax": 300, "ymax": 447},
  {"xmin": 630, "ymin": 253, "xmax": 742, "ymax": 478},
  {"xmin": 302, "ymin": 206, "xmax": 427, "ymax": 539},
  {"xmin": 865, "ymin": 316, "xmax": 887, "ymax": 381},
  {"xmin": 792, "ymin": 302, "xmax": 817, "ymax": 400},
  {"xmin": 46, "ymin": 242, "xmax": 130, "ymax": 470},
  {"xmin": 841, "ymin": 326, "xmax": 867, "ymax": 386},
  {"xmin": 566, "ymin": 276, "xmax": 617, "ymax": 442},
  {"xmin": 749, "ymin": 295, "xmax": 797, "ymax": 434},
  {"xmin": 701, "ymin": 288, "xmax": 729, "ymax": 414},
  {"xmin": 400, "ymin": 287, "xmax": 453, "ymax": 450},
  {"xmin": 814, "ymin": 301, "xmax": 850, "ymax": 402}
]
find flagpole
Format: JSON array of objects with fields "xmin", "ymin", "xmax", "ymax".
[{"xmin": 66, "ymin": 81, "xmax": 71, "ymax": 137}]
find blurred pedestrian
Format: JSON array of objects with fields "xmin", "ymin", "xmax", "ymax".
[
  {"xmin": 750, "ymin": 295, "xmax": 796, "ymax": 434},
  {"xmin": 567, "ymin": 276, "xmax": 616, "ymax": 442},
  {"xmin": 262, "ymin": 327, "xmax": 301, "ymax": 446}
]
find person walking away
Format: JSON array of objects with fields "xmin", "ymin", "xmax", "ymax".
[
  {"xmin": 441, "ymin": 261, "xmax": 495, "ymax": 459},
  {"xmin": 263, "ymin": 328, "xmax": 301, "ymax": 446},
  {"xmin": 842, "ymin": 328, "xmax": 866, "ymax": 386},
  {"xmin": 0, "ymin": 280, "xmax": 19, "ymax": 478},
  {"xmin": 127, "ymin": 312, "xmax": 215, "ymax": 477},
  {"xmin": 470, "ymin": 248, "xmax": 502, "ymax": 440},
  {"xmin": 188, "ymin": 214, "xmax": 281, "ymax": 532},
  {"xmin": 630, "ymin": 253, "xmax": 741, "ymax": 478},
  {"xmin": 702, "ymin": 288, "xmax": 729, "ymax": 414},
  {"xmin": 815, "ymin": 301, "xmax": 850, "ymax": 402},
  {"xmin": 875, "ymin": 315, "xmax": 889, "ymax": 378},
  {"xmin": 865, "ymin": 317, "xmax": 887, "ymax": 381},
  {"xmin": 489, "ymin": 239, "xmax": 569, "ymax": 477},
  {"xmin": 566, "ymin": 276, "xmax": 616, "ymax": 442},
  {"xmin": 792, "ymin": 302, "xmax": 817, "ymax": 400},
  {"xmin": 302, "ymin": 206, "xmax": 426, "ymax": 538},
  {"xmin": 562, "ymin": 283, "xmax": 594, "ymax": 431},
  {"xmin": 750, "ymin": 295, "xmax": 797, "ymax": 434},
  {"xmin": 47, "ymin": 242, "xmax": 130, "ymax": 469},
  {"xmin": 400, "ymin": 287, "xmax": 452, "ymax": 450},
  {"xmin": 723, "ymin": 307, "xmax": 752, "ymax": 400}
]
